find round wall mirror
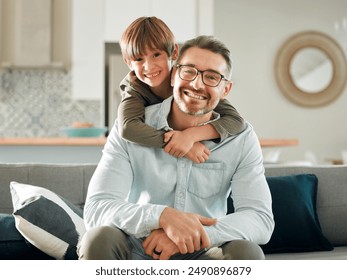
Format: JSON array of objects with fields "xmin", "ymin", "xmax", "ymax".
[{"xmin": 275, "ymin": 31, "xmax": 347, "ymax": 107}]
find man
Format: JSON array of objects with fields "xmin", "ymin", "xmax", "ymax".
[{"xmin": 78, "ymin": 35, "xmax": 274, "ymax": 260}]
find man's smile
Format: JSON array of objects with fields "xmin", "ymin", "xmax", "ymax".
[{"xmin": 183, "ymin": 90, "xmax": 207, "ymax": 100}]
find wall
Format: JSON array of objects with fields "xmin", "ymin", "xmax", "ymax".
[
  {"xmin": 215, "ymin": 0, "xmax": 347, "ymax": 164},
  {"xmin": 0, "ymin": 69, "xmax": 101, "ymax": 137}
]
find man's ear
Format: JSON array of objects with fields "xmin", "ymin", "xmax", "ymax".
[
  {"xmin": 171, "ymin": 66, "xmax": 177, "ymax": 87},
  {"xmin": 221, "ymin": 81, "xmax": 233, "ymax": 100},
  {"xmin": 171, "ymin": 44, "xmax": 179, "ymax": 61}
]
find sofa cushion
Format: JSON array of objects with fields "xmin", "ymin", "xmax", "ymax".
[
  {"xmin": 261, "ymin": 174, "xmax": 333, "ymax": 253},
  {"xmin": 0, "ymin": 213, "xmax": 53, "ymax": 260},
  {"xmin": 265, "ymin": 165, "xmax": 347, "ymax": 246},
  {"xmin": 10, "ymin": 182, "xmax": 86, "ymax": 260}
]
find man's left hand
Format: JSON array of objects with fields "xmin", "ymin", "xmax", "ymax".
[{"xmin": 143, "ymin": 229, "xmax": 180, "ymax": 260}]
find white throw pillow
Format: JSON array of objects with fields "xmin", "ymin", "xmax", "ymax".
[{"xmin": 10, "ymin": 181, "xmax": 86, "ymax": 260}]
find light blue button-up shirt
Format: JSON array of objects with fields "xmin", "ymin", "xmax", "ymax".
[{"xmin": 84, "ymin": 97, "xmax": 274, "ymax": 246}]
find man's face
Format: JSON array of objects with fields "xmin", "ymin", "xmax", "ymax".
[{"xmin": 171, "ymin": 47, "xmax": 232, "ymax": 116}]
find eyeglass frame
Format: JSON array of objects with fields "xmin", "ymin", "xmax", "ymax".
[{"xmin": 175, "ymin": 64, "xmax": 230, "ymax": 87}]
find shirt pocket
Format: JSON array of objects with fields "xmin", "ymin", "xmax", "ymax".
[{"xmin": 187, "ymin": 162, "xmax": 226, "ymax": 198}]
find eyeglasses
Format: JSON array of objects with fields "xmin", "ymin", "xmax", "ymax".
[{"xmin": 175, "ymin": 64, "xmax": 229, "ymax": 87}]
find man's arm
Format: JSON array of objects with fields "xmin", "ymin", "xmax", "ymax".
[
  {"xmin": 83, "ymin": 123, "xmax": 166, "ymax": 238},
  {"xmin": 203, "ymin": 128, "xmax": 274, "ymax": 247}
]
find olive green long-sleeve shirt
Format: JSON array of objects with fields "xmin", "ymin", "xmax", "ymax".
[{"xmin": 117, "ymin": 71, "xmax": 245, "ymax": 147}]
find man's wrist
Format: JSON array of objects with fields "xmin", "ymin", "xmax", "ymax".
[{"xmin": 158, "ymin": 206, "xmax": 170, "ymax": 229}]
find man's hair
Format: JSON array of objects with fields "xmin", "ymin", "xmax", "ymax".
[
  {"xmin": 120, "ymin": 16, "xmax": 176, "ymax": 62},
  {"xmin": 177, "ymin": 35, "xmax": 232, "ymax": 79}
]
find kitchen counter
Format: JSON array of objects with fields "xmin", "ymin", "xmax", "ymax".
[
  {"xmin": 0, "ymin": 137, "xmax": 298, "ymax": 164},
  {"xmin": 0, "ymin": 137, "xmax": 298, "ymax": 147},
  {"xmin": 0, "ymin": 137, "xmax": 106, "ymax": 164},
  {"xmin": 0, "ymin": 137, "xmax": 107, "ymax": 146}
]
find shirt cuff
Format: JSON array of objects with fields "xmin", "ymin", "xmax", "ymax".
[
  {"xmin": 204, "ymin": 225, "xmax": 223, "ymax": 248},
  {"xmin": 145, "ymin": 204, "xmax": 167, "ymax": 234}
]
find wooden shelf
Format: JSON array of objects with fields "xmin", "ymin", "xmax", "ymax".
[
  {"xmin": 260, "ymin": 139, "xmax": 299, "ymax": 147},
  {"xmin": 0, "ymin": 137, "xmax": 107, "ymax": 146}
]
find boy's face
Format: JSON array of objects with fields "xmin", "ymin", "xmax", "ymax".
[
  {"xmin": 127, "ymin": 47, "xmax": 177, "ymax": 89},
  {"xmin": 171, "ymin": 47, "xmax": 232, "ymax": 116}
]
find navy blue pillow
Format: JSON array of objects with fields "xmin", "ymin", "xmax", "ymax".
[
  {"xmin": 227, "ymin": 174, "xmax": 333, "ymax": 253},
  {"xmin": 0, "ymin": 213, "xmax": 53, "ymax": 260},
  {"xmin": 261, "ymin": 174, "xmax": 333, "ymax": 253}
]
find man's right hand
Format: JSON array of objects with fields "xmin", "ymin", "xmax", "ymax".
[{"xmin": 159, "ymin": 207, "xmax": 217, "ymax": 254}]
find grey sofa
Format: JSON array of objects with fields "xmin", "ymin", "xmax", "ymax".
[{"xmin": 0, "ymin": 163, "xmax": 346, "ymax": 260}]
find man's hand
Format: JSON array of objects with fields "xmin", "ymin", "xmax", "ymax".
[
  {"xmin": 164, "ymin": 130, "xmax": 195, "ymax": 158},
  {"xmin": 159, "ymin": 207, "xmax": 217, "ymax": 254},
  {"xmin": 143, "ymin": 229, "xmax": 180, "ymax": 260}
]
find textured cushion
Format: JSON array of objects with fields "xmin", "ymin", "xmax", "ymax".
[
  {"xmin": 10, "ymin": 182, "xmax": 86, "ymax": 260},
  {"xmin": 261, "ymin": 174, "xmax": 333, "ymax": 253},
  {"xmin": 0, "ymin": 213, "xmax": 52, "ymax": 260}
]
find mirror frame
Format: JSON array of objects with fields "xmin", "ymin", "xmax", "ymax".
[{"xmin": 275, "ymin": 31, "xmax": 347, "ymax": 107}]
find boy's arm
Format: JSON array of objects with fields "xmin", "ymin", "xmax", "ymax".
[
  {"xmin": 212, "ymin": 98, "xmax": 246, "ymax": 141},
  {"xmin": 163, "ymin": 99, "xmax": 245, "ymax": 162},
  {"xmin": 164, "ymin": 98, "xmax": 244, "ymax": 153},
  {"xmin": 164, "ymin": 125, "xmax": 218, "ymax": 157},
  {"xmin": 118, "ymin": 73, "xmax": 165, "ymax": 148}
]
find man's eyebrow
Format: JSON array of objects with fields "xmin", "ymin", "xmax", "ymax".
[{"xmin": 181, "ymin": 63, "xmax": 219, "ymax": 72}]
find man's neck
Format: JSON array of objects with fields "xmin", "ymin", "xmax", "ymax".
[{"xmin": 168, "ymin": 100, "xmax": 213, "ymax": 130}]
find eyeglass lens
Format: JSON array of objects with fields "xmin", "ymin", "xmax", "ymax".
[{"xmin": 178, "ymin": 65, "xmax": 222, "ymax": 87}]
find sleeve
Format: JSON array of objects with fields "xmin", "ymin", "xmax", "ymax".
[
  {"xmin": 83, "ymin": 123, "xmax": 167, "ymax": 238},
  {"xmin": 117, "ymin": 72, "xmax": 166, "ymax": 148},
  {"xmin": 204, "ymin": 128, "xmax": 274, "ymax": 246},
  {"xmin": 211, "ymin": 99, "xmax": 246, "ymax": 141}
]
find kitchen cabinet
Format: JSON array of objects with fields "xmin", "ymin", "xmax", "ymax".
[
  {"xmin": 71, "ymin": 0, "xmax": 104, "ymax": 100},
  {"xmin": 0, "ymin": 0, "xmax": 71, "ymax": 70},
  {"xmin": 104, "ymin": 0, "xmax": 214, "ymax": 43}
]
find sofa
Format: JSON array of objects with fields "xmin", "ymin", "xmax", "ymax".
[{"xmin": 0, "ymin": 163, "xmax": 346, "ymax": 260}]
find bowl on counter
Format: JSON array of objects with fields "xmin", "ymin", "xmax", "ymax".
[{"xmin": 61, "ymin": 127, "xmax": 108, "ymax": 137}]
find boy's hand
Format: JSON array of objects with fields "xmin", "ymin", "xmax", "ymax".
[
  {"xmin": 164, "ymin": 130, "xmax": 194, "ymax": 158},
  {"xmin": 185, "ymin": 142, "xmax": 210, "ymax": 163}
]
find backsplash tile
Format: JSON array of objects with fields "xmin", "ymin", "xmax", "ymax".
[{"xmin": 0, "ymin": 69, "xmax": 101, "ymax": 137}]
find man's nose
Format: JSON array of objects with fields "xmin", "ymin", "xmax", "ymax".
[{"xmin": 190, "ymin": 73, "xmax": 204, "ymax": 89}]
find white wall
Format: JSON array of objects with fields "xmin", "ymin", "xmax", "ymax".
[{"xmin": 215, "ymin": 0, "xmax": 347, "ymax": 164}]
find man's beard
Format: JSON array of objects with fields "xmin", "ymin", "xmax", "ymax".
[{"xmin": 174, "ymin": 88, "xmax": 214, "ymax": 116}]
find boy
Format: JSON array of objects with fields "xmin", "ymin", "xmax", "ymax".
[{"xmin": 118, "ymin": 16, "xmax": 245, "ymax": 163}]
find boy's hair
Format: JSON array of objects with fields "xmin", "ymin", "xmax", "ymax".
[
  {"xmin": 177, "ymin": 35, "xmax": 233, "ymax": 79},
  {"xmin": 120, "ymin": 17, "xmax": 176, "ymax": 62}
]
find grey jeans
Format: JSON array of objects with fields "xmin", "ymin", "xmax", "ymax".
[{"xmin": 78, "ymin": 226, "xmax": 265, "ymax": 260}]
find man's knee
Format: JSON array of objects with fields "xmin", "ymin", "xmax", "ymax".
[
  {"xmin": 222, "ymin": 240, "xmax": 265, "ymax": 260},
  {"xmin": 78, "ymin": 226, "xmax": 129, "ymax": 260}
]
